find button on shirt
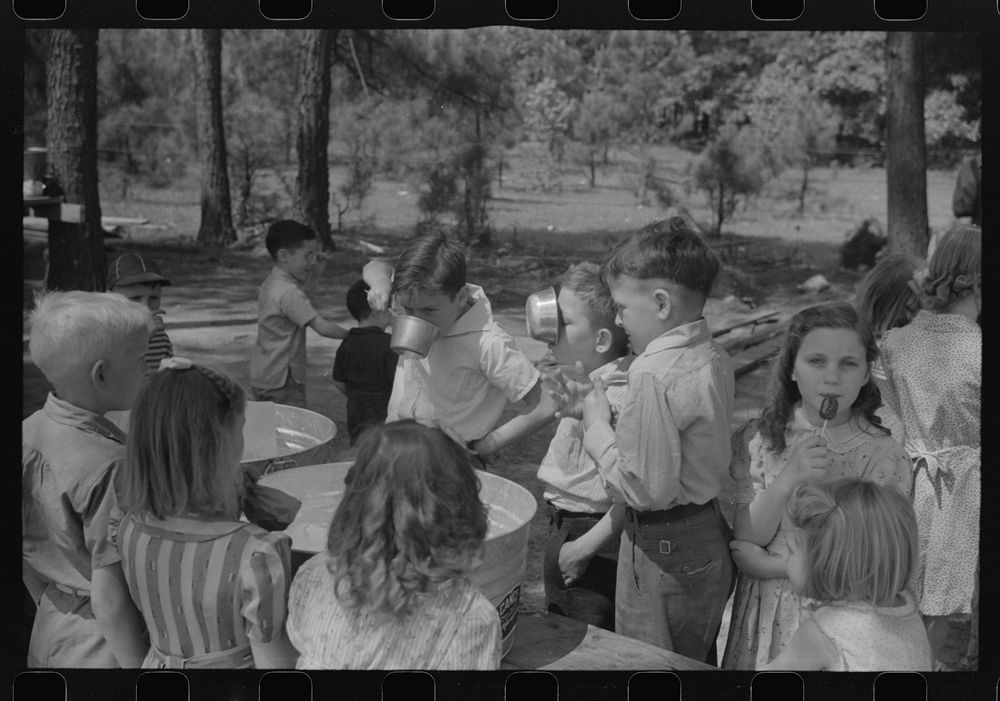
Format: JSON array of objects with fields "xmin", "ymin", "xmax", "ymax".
[
  {"xmin": 22, "ymin": 393, "xmax": 127, "ymax": 596},
  {"xmin": 582, "ymin": 319, "xmax": 735, "ymax": 511},
  {"xmin": 386, "ymin": 285, "xmax": 540, "ymax": 443},
  {"xmin": 537, "ymin": 356, "xmax": 632, "ymax": 514},
  {"xmin": 249, "ymin": 267, "xmax": 320, "ymax": 389}
]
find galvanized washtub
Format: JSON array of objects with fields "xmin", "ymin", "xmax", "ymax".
[
  {"xmin": 105, "ymin": 402, "xmax": 337, "ymax": 479},
  {"xmin": 259, "ymin": 462, "xmax": 537, "ymax": 658},
  {"xmin": 241, "ymin": 403, "xmax": 337, "ymax": 480}
]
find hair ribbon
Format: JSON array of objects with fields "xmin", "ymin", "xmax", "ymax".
[{"xmin": 159, "ymin": 356, "xmax": 193, "ymax": 371}]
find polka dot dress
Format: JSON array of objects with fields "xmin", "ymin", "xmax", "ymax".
[
  {"xmin": 881, "ymin": 311, "xmax": 981, "ymax": 617},
  {"xmin": 721, "ymin": 407, "xmax": 912, "ymax": 670}
]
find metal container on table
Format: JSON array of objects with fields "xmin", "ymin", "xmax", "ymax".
[
  {"xmin": 106, "ymin": 403, "xmax": 337, "ymax": 481},
  {"xmin": 240, "ymin": 403, "xmax": 337, "ymax": 480}
]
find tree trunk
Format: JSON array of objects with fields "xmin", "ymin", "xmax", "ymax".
[
  {"xmin": 885, "ymin": 32, "xmax": 929, "ymax": 257},
  {"xmin": 296, "ymin": 29, "xmax": 334, "ymax": 249},
  {"xmin": 192, "ymin": 29, "xmax": 236, "ymax": 246},
  {"xmin": 797, "ymin": 162, "xmax": 810, "ymax": 217},
  {"xmin": 45, "ymin": 29, "xmax": 105, "ymax": 291}
]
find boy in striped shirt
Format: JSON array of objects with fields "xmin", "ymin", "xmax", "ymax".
[{"xmin": 107, "ymin": 252, "xmax": 174, "ymax": 372}]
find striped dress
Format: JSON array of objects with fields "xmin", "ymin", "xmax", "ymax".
[
  {"xmin": 112, "ymin": 512, "xmax": 291, "ymax": 668},
  {"xmin": 286, "ymin": 552, "xmax": 501, "ymax": 670}
]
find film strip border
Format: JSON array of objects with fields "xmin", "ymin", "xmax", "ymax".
[
  {"xmin": 4, "ymin": 0, "xmax": 1000, "ymax": 26},
  {"xmin": 11, "ymin": 668, "xmax": 992, "ymax": 700},
  {"xmin": 5, "ymin": 0, "xmax": 998, "ymax": 698}
]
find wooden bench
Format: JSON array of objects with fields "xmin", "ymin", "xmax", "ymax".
[
  {"xmin": 712, "ymin": 310, "xmax": 780, "ymax": 339},
  {"xmin": 713, "ymin": 310, "xmax": 787, "ymax": 379}
]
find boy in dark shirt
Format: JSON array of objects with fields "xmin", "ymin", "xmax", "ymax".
[{"xmin": 332, "ymin": 280, "xmax": 398, "ymax": 444}]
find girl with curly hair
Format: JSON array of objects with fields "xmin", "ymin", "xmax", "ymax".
[
  {"xmin": 879, "ymin": 224, "xmax": 980, "ymax": 669},
  {"xmin": 285, "ymin": 420, "xmax": 501, "ymax": 669},
  {"xmin": 721, "ymin": 302, "xmax": 912, "ymax": 670}
]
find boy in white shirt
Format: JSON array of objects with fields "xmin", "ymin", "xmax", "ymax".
[{"xmin": 364, "ymin": 231, "xmax": 553, "ymax": 455}]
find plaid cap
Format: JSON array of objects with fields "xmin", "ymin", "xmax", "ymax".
[{"xmin": 107, "ymin": 252, "xmax": 173, "ymax": 289}]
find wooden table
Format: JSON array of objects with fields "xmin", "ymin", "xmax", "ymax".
[
  {"xmin": 502, "ymin": 611, "xmax": 715, "ymax": 671},
  {"xmin": 23, "ymin": 195, "xmax": 64, "ymax": 218}
]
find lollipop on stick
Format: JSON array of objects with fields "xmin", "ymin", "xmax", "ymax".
[{"xmin": 819, "ymin": 395, "xmax": 838, "ymax": 441}]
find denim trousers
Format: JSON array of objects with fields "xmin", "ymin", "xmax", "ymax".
[
  {"xmin": 615, "ymin": 501, "xmax": 735, "ymax": 661},
  {"xmin": 543, "ymin": 506, "xmax": 618, "ymax": 632}
]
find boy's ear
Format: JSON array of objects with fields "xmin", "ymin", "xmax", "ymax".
[
  {"xmin": 652, "ymin": 288, "xmax": 672, "ymax": 319},
  {"xmin": 594, "ymin": 327, "xmax": 613, "ymax": 354},
  {"xmin": 90, "ymin": 359, "xmax": 107, "ymax": 389}
]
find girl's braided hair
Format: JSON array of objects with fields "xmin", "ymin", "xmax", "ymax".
[
  {"xmin": 121, "ymin": 358, "xmax": 247, "ymax": 519},
  {"xmin": 916, "ymin": 224, "xmax": 981, "ymax": 312}
]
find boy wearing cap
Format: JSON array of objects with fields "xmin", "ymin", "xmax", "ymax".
[{"xmin": 108, "ymin": 252, "xmax": 174, "ymax": 372}]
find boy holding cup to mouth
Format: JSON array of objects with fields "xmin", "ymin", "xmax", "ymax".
[
  {"xmin": 364, "ymin": 231, "xmax": 555, "ymax": 458},
  {"xmin": 532, "ymin": 262, "xmax": 632, "ymax": 631}
]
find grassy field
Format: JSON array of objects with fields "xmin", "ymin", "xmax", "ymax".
[{"xmin": 23, "ymin": 143, "xmax": 971, "ymax": 665}]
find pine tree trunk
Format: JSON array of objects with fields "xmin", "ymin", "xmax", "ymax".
[
  {"xmin": 296, "ymin": 29, "xmax": 334, "ymax": 249},
  {"xmin": 45, "ymin": 29, "xmax": 105, "ymax": 291},
  {"xmin": 885, "ymin": 32, "xmax": 929, "ymax": 257},
  {"xmin": 192, "ymin": 29, "xmax": 236, "ymax": 246}
]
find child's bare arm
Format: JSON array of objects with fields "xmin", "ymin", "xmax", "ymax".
[
  {"xmin": 558, "ymin": 503, "xmax": 626, "ymax": 585},
  {"xmin": 729, "ymin": 539, "xmax": 788, "ymax": 579},
  {"xmin": 472, "ymin": 380, "xmax": 557, "ymax": 457},
  {"xmin": 758, "ymin": 618, "xmax": 839, "ymax": 671},
  {"xmin": 307, "ymin": 315, "xmax": 349, "ymax": 340},
  {"xmin": 740, "ymin": 436, "xmax": 828, "ymax": 546},
  {"xmin": 251, "ymin": 633, "xmax": 300, "ymax": 669},
  {"xmin": 91, "ymin": 563, "xmax": 148, "ymax": 667}
]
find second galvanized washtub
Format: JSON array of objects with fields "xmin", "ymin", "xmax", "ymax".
[
  {"xmin": 258, "ymin": 462, "xmax": 537, "ymax": 659},
  {"xmin": 106, "ymin": 402, "xmax": 337, "ymax": 480},
  {"xmin": 240, "ymin": 403, "xmax": 337, "ymax": 480}
]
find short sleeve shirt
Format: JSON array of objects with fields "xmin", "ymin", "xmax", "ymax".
[
  {"xmin": 22, "ymin": 393, "xmax": 126, "ymax": 593},
  {"xmin": 386, "ymin": 285, "xmax": 540, "ymax": 442},
  {"xmin": 249, "ymin": 267, "xmax": 320, "ymax": 389}
]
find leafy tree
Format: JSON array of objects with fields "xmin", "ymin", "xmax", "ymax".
[
  {"xmin": 192, "ymin": 29, "xmax": 236, "ymax": 246},
  {"xmin": 227, "ymin": 94, "xmax": 284, "ymax": 226},
  {"xmin": 693, "ymin": 125, "xmax": 766, "ymax": 236},
  {"xmin": 746, "ymin": 54, "xmax": 836, "ymax": 215},
  {"xmin": 45, "ymin": 28, "xmax": 106, "ymax": 291},
  {"xmin": 522, "ymin": 77, "xmax": 578, "ymax": 162}
]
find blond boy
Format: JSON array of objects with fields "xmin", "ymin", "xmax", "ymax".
[
  {"xmin": 22, "ymin": 291, "xmax": 151, "ymax": 667},
  {"xmin": 537, "ymin": 262, "xmax": 631, "ymax": 631}
]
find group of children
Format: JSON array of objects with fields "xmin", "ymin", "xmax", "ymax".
[{"xmin": 22, "ymin": 214, "xmax": 979, "ymax": 672}]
